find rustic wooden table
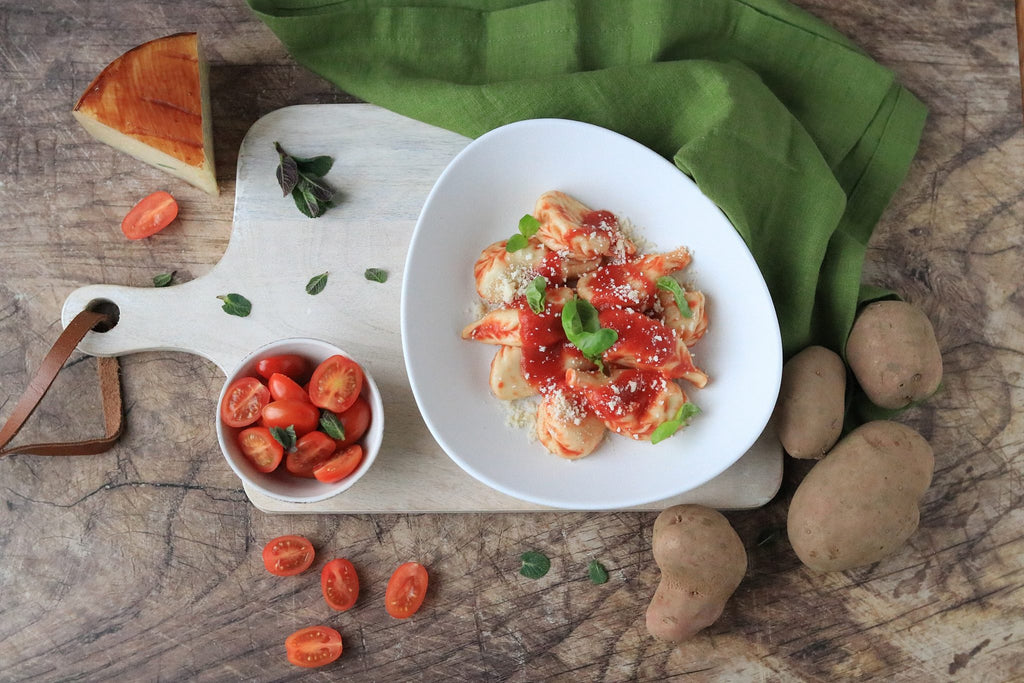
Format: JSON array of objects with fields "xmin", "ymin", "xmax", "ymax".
[{"xmin": 1, "ymin": 1, "xmax": 1021, "ymax": 680}]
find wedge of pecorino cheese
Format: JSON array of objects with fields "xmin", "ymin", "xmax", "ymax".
[{"xmin": 73, "ymin": 32, "xmax": 218, "ymax": 195}]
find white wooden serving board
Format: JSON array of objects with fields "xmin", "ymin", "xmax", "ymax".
[{"xmin": 62, "ymin": 104, "xmax": 783, "ymax": 513}]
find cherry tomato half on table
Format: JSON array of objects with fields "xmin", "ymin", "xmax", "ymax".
[
  {"xmin": 256, "ymin": 354, "xmax": 310, "ymax": 383},
  {"xmin": 321, "ymin": 558, "xmax": 359, "ymax": 611},
  {"xmin": 313, "ymin": 445, "xmax": 363, "ymax": 484},
  {"xmin": 286, "ymin": 431, "xmax": 337, "ymax": 478},
  {"xmin": 268, "ymin": 373, "xmax": 310, "ymax": 403},
  {"xmin": 385, "ymin": 562, "xmax": 429, "ymax": 619},
  {"xmin": 309, "ymin": 355, "xmax": 363, "ymax": 413},
  {"xmin": 263, "ymin": 535, "xmax": 315, "ymax": 576},
  {"xmin": 262, "ymin": 400, "xmax": 320, "ymax": 437},
  {"xmin": 285, "ymin": 625, "xmax": 342, "ymax": 669},
  {"xmin": 121, "ymin": 191, "xmax": 179, "ymax": 240},
  {"xmin": 237, "ymin": 426, "xmax": 284, "ymax": 473},
  {"xmin": 330, "ymin": 396, "xmax": 371, "ymax": 448},
  {"xmin": 221, "ymin": 377, "xmax": 270, "ymax": 428}
]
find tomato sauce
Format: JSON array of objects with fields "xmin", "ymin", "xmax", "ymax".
[
  {"xmin": 516, "ymin": 292, "xmax": 570, "ymax": 394},
  {"xmin": 581, "ymin": 260, "xmax": 654, "ymax": 310},
  {"xmin": 578, "ymin": 368, "xmax": 666, "ymax": 421},
  {"xmin": 598, "ymin": 308, "xmax": 696, "ymax": 378}
]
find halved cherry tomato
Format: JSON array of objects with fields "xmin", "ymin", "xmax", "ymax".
[
  {"xmin": 221, "ymin": 377, "xmax": 271, "ymax": 428},
  {"xmin": 256, "ymin": 354, "xmax": 310, "ymax": 382},
  {"xmin": 262, "ymin": 535, "xmax": 315, "ymax": 576},
  {"xmin": 268, "ymin": 373, "xmax": 310, "ymax": 403},
  {"xmin": 237, "ymin": 426, "xmax": 284, "ymax": 473},
  {"xmin": 313, "ymin": 444, "xmax": 363, "ymax": 483},
  {"xmin": 330, "ymin": 396, "xmax": 371, "ymax": 448},
  {"xmin": 286, "ymin": 431, "xmax": 336, "ymax": 478},
  {"xmin": 321, "ymin": 558, "xmax": 359, "ymax": 611},
  {"xmin": 121, "ymin": 191, "xmax": 178, "ymax": 240},
  {"xmin": 385, "ymin": 562, "xmax": 429, "ymax": 619},
  {"xmin": 309, "ymin": 355, "xmax": 363, "ymax": 413},
  {"xmin": 262, "ymin": 400, "xmax": 319, "ymax": 436},
  {"xmin": 285, "ymin": 626, "xmax": 342, "ymax": 668}
]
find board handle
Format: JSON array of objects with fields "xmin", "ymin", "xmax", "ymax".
[{"xmin": 61, "ymin": 280, "xmax": 254, "ymax": 374}]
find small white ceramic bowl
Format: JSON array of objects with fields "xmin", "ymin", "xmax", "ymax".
[{"xmin": 216, "ymin": 338, "xmax": 384, "ymax": 504}]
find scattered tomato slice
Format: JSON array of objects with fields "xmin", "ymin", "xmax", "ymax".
[
  {"xmin": 256, "ymin": 354, "xmax": 310, "ymax": 382},
  {"xmin": 285, "ymin": 625, "xmax": 342, "ymax": 668},
  {"xmin": 286, "ymin": 431, "xmax": 337, "ymax": 478},
  {"xmin": 321, "ymin": 558, "xmax": 359, "ymax": 611},
  {"xmin": 309, "ymin": 355, "xmax": 363, "ymax": 413},
  {"xmin": 237, "ymin": 426, "xmax": 284, "ymax": 473},
  {"xmin": 330, "ymin": 397, "xmax": 371, "ymax": 448},
  {"xmin": 313, "ymin": 444, "xmax": 363, "ymax": 484},
  {"xmin": 385, "ymin": 562, "xmax": 428, "ymax": 619},
  {"xmin": 262, "ymin": 400, "xmax": 320, "ymax": 436},
  {"xmin": 262, "ymin": 535, "xmax": 315, "ymax": 576},
  {"xmin": 121, "ymin": 191, "xmax": 178, "ymax": 240},
  {"xmin": 221, "ymin": 377, "xmax": 271, "ymax": 428},
  {"xmin": 268, "ymin": 373, "xmax": 310, "ymax": 403}
]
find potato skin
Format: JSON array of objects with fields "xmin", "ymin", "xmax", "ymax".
[
  {"xmin": 787, "ymin": 421, "xmax": 934, "ymax": 572},
  {"xmin": 775, "ymin": 345, "xmax": 846, "ymax": 459},
  {"xmin": 846, "ymin": 301, "xmax": 942, "ymax": 409},
  {"xmin": 646, "ymin": 505, "xmax": 747, "ymax": 643}
]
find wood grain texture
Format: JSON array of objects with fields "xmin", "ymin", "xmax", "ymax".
[{"xmin": 0, "ymin": 0, "xmax": 1021, "ymax": 680}]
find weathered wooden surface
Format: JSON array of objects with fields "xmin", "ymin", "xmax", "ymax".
[{"xmin": 0, "ymin": 0, "xmax": 1021, "ymax": 680}]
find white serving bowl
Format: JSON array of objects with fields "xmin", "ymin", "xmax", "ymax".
[
  {"xmin": 401, "ymin": 118, "xmax": 782, "ymax": 510},
  {"xmin": 216, "ymin": 338, "xmax": 384, "ymax": 504}
]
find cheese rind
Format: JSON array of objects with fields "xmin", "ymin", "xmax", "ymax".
[{"xmin": 73, "ymin": 32, "xmax": 218, "ymax": 195}]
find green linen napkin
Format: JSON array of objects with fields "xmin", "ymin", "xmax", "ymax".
[{"xmin": 246, "ymin": 0, "xmax": 926, "ymax": 365}]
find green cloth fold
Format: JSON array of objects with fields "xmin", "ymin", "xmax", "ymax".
[{"xmin": 246, "ymin": 0, "xmax": 926, "ymax": 363}]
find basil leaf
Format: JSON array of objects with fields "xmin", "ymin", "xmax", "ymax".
[
  {"xmin": 269, "ymin": 425, "xmax": 297, "ymax": 452},
  {"xmin": 319, "ymin": 411, "xmax": 345, "ymax": 440},
  {"xmin": 518, "ymin": 214, "xmax": 540, "ymax": 238},
  {"xmin": 588, "ymin": 560, "xmax": 609, "ymax": 585},
  {"xmin": 216, "ymin": 293, "xmax": 252, "ymax": 317},
  {"xmin": 291, "ymin": 185, "xmax": 317, "ymax": 218},
  {"xmin": 302, "ymin": 175, "xmax": 335, "ymax": 203},
  {"xmin": 505, "ymin": 233, "xmax": 528, "ymax": 253},
  {"xmin": 274, "ymin": 142, "xmax": 299, "ymax": 196},
  {"xmin": 519, "ymin": 551, "xmax": 551, "ymax": 579},
  {"xmin": 152, "ymin": 271, "xmax": 174, "ymax": 288},
  {"xmin": 306, "ymin": 272, "xmax": 329, "ymax": 295},
  {"xmin": 650, "ymin": 402, "xmax": 701, "ymax": 445},
  {"xmin": 364, "ymin": 268, "xmax": 388, "ymax": 283},
  {"xmin": 526, "ymin": 276, "xmax": 547, "ymax": 314},
  {"xmin": 657, "ymin": 276, "xmax": 692, "ymax": 319},
  {"xmin": 295, "ymin": 155, "xmax": 334, "ymax": 178},
  {"xmin": 561, "ymin": 297, "xmax": 618, "ymax": 368}
]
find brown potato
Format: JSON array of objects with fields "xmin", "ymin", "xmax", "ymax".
[
  {"xmin": 775, "ymin": 345, "xmax": 846, "ymax": 459},
  {"xmin": 787, "ymin": 421, "xmax": 933, "ymax": 572},
  {"xmin": 846, "ymin": 300, "xmax": 942, "ymax": 409},
  {"xmin": 645, "ymin": 505, "xmax": 747, "ymax": 643}
]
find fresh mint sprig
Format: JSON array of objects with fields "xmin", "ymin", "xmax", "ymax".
[
  {"xmin": 274, "ymin": 142, "xmax": 335, "ymax": 218},
  {"xmin": 270, "ymin": 425, "xmax": 297, "ymax": 452},
  {"xmin": 561, "ymin": 297, "xmax": 617, "ymax": 372},
  {"xmin": 506, "ymin": 214, "xmax": 541, "ymax": 253},
  {"xmin": 650, "ymin": 402, "xmax": 701, "ymax": 445},
  {"xmin": 217, "ymin": 293, "xmax": 252, "ymax": 317}
]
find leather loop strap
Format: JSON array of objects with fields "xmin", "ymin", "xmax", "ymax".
[{"xmin": 0, "ymin": 310, "xmax": 124, "ymax": 456}]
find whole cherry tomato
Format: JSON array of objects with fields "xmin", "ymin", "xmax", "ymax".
[
  {"xmin": 262, "ymin": 400, "xmax": 319, "ymax": 436},
  {"xmin": 329, "ymin": 396, "xmax": 371, "ymax": 448},
  {"xmin": 268, "ymin": 373, "xmax": 310, "ymax": 403},
  {"xmin": 262, "ymin": 535, "xmax": 315, "ymax": 576},
  {"xmin": 313, "ymin": 445, "xmax": 363, "ymax": 484},
  {"xmin": 256, "ymin": 354, "xmax": 310, "ymax": 382},
  {"xmin": 221, "ymin": 377, "xmax": 270, "ymax": 428},
  {"xmin": 321, "ymin": 558, "xmax": 359, "ymax": 611},
  {"xmin": 385, "ymin": 562, "xmax": 429, "ymax": 619},
  {"xmin": 308, "ymin": 355, "xmax": 363, "ymax": 413},
  {"xmin": 286, "ymin": 431, "xmax": 336, "ymax": 478},
  {"xmin": 285, "ymin": 626, "xmax": 342, "ymax": 668},
  {"xmin": 237, "ymin": 426, "xmax": 283, "ymax": 472}
]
